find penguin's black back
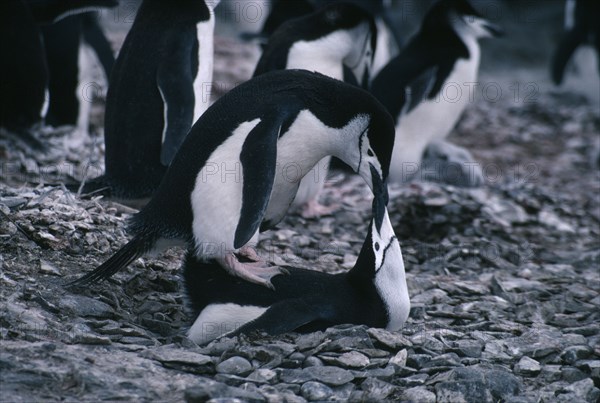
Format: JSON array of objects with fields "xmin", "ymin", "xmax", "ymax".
[
  {"xmin": 132, "ymin": 70, "xmax": 394, "ymax": 240},
  {"xmin": 103, "ymin": 0, "xmax": 210, "ymax": 197},
  {"xmin": 0, "ymin": 0, "xmax": 48, "ymax": 131}
]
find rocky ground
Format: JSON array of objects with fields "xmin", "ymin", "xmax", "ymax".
[{"xmin": 2, "ymin": 18, "xmax": 600, "ymax": 403}]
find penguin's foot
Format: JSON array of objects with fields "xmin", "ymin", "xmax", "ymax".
[
  {"xmin": 299, "ymin": 199, "xmax": 339, "ymax": 219},
  {"xmin": 219, "ymin": 254, "xmax": 286, "ymax": 289},
  {"xmin": 237, "ymin": 245, "xmax": 261, "ymax": 262}
]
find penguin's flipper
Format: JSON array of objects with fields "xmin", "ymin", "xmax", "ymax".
[
  {"xmin": 402, "ymin": 66, "xmax": 438, "ymax": 114},
  {"xmin": 233, "ymin": 297, "xmax": 331, "ymax": 337},
  {"xmin": 81, "ymin": 13, "xmax": 115, "ymax": 77},
  {"xmin": 157, "ymin": 39, "xmax": 195, "ymax": 166},
  {"xmin": 233, "ymin": 119, "xmax": 281, "ymax": 249}
]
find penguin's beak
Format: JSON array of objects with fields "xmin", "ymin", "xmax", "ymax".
[
  {"xmin": 370, "ymin": 164, "xmax": 389, "ymax": 232},
  {"xmin": 482, "ymin": 21, "xmax": 504, "ymax": 37}
]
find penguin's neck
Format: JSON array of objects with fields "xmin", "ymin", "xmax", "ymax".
[{"xmin": 374, "ymin": 240, "xmax": 410, "ymax": 331}]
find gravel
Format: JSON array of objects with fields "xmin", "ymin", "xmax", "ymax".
[{"xmin": 1, "ymin": 9, "xmax": 600, "ymax": 403}]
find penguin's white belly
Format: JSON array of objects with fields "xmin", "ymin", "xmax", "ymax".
[
  {"xmin": 193, "ymin": 16, "xmax": 216, "ymax": 122},
  {"xmin": 263, "ymin": 110, "xmax": 335, "ymax": 227},
  {"xmin": 188, "ymin": 303, "xmax": 267, "ymax": 345},
  {"xmin": 291, "ymin": 156, "xmax": 330, "ymax": 207},
  {"xmin": 190, "ymin": 119, "xmax": 261, "ymax": 258},
  {"xmin": 389, "ymin": 56, "xmax": 479, "ymax": 184}
]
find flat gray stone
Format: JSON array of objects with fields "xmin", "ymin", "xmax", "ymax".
[
  {"xmin": 217, "ymin": 356, "xmax": 253, "ymax": 376},
  {"xmin": 514, "ymin": 356, "xmax": 541, "ymax": 376},
  {"xmin": 279, "ymin": 366, "xmax": 354, "ymax": 386},
  {"xmin": 367, "ymin": 328, "xmax": 412, "ymax": 350},
  {"xmin": 400, "ymin": 386, "xmax": 436, "ymax": 403},
  {"xmin": 300, "ymin": 381, "xmax": 333, "ymax": 401},
  {"xmin": 184, "ymin": 378, "xmax": 264, "ymax": 402},
  {"xmin": 58, "ymin": 295, "xmax": 113, "ymax": 318}
]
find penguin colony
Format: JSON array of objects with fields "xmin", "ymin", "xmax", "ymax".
[{"xmin": 7, "ymin": 0, "xmax": 584, "ymax": 345}]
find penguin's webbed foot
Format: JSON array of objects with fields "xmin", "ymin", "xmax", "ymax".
[
  {"xmin": 298, "ymin": 199, "xmax": 339, "ymax": 219},
  {"xmin": 219, "ymin": 254, "xmax": 286, "ymax": 289}
]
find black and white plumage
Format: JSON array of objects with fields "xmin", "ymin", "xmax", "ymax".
[
  {"xmin": 0, "ymin": 0, "xmax": 116, "ymax": 149},
  {"xmin": 371, "ymin": 0, "xmax": 502, "ymax": 187},
  {"xmin": 0, "ymin": 0, "xmax": 48, "ymax": 150},
  {"xmin": 42, "ymin": 13, "xmax": 115, "ymax": 134},
  {"xmin": 253, "ymin": 2, "xmax": 377, "ymax": 218},
  {"xmin": 183, "ymin": 195, "xmax": 410, "ymax": 345},
  {"xmin": 79, "ymin": 0, "xmax": 220, "ymax": 201},
  {"xmin": 551, "ymin": 0, "xmax": 600, "ymax": 86},
  {"xmin": 69, "ymin": 70, "xmax": 395, "ymax": 289}
]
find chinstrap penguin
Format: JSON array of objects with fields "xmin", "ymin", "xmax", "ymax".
[
  {"xmin": 42, "ymin": 12, "xmax": 115, "ymax": 135},
  {"xmin": 253, "ymin": 2, "xmax": 377, "ymax": 218},
  {"xmin": 183, "ymin": 191, "xmax": 410, "ymax": 345},
  {"xmin": 0, "ymin": 0, "xmax": 116, "ymax": 149},
  {"xmin": 68, "ymin": 70, "xmax": 395, "ymax": 289},
  {"xmin": 551, "ymin": 0, "xmax": 600, "ymax": 85},
  {"xmin": 371, "ymin": 0, "xmax": 502, "ymax": 187},
  {"xmin": 76, "ymin": 0, "xmax": 220, "ymax": 202}
]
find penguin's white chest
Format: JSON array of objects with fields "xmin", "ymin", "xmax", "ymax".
[
  {"xmin": 389, "ymin": 47, "xmax": 480, "ymax": 183},
  {"xmin": 190, "ymin": 119, "xmax": 261, "ymax": 258},
  {"xmin": 263, "ymin": 110, "xmax": 338, "ymax": 226},
  {"xmin": 188, "ymin": 303, "xmax": 267, "ymax": 345},
  {"xmin": 193, "ymin": 15, "xmax": 216, "ymax": 122}
]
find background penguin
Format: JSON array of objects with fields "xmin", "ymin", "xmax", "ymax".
[
  {"xmin": 371, "ymin": 0, "xmax": 502, "ymax": 187},
  {"xmin": 0, "ymin": 0, "xmax": 117, "ymax": 150},
  {"xmin": 253, "ymin": 2, "xmax": 377, "ymax": 218},
  {"xmin": 41, "ymin": 12, "xmax": 115, "ymax": 142},
  {"xmin": 77, "ymin": 0, "xmax": 220, "ymax": 202},
  {"xmin": 183, "ymin": 196, "xmax": 410, "ymax": 345},
  {"xmin": 0, "ymin": 0, "xmax": 48, "ymax": 150},
  {"xmin": 69, "ymin": 70, "xmax": 395, "ymax": 289},
  {"xmin": 244, "ymin": 0, "xmax": 402, "ymax": 77},
  {"xmin": 551, "ymin": 0, "xmax": 600, "ymax": 85}
]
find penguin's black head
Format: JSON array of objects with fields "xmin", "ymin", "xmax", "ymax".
[
  {"xmin": 353, "ymin": 102, "xmax": 395, "ymax": 199},
  {"xmin": 422, "ymin": 0, "xmax": 503, "ymax": 39}
]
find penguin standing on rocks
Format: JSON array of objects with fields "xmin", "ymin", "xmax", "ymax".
[
  {"xmin": 78, "ymin": 0, "xmax": 220, "ymax": 202},
  {"xmin": 69, "ymin": 70, "xmax": 395, "ymax": 289},
  {"xmin": 371, "ymin": 0, "xmax": 502, "ymax": 187},
  {"xmin": 253, "ymin": 2, "xmax": 377, "ymax": 218},
  {"xmin": 0, "ymin": 0, "xmax": 49, "ymax": 150},
  {"xmin": 41, "ymin": 13, "xmax": 115, "ymax": 137},
  {"xmin": 551, "ymin": 0, "xmax": 600, "ymax": 85},
  {"xmin": 184, "ymin": 194, "xmax": 410, "ymax": 345},
  {"xmin": 0, "ymin": 0, "xmax": 116, "ymax": 149}
]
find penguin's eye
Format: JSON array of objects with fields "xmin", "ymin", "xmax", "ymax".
[
  {"xmin": 374, "ymin": 242, "xmax": 380, "ymax": 251},
  {"xmin": 367, "ymin": 149, "xmax": 374, "ymax": 157}
]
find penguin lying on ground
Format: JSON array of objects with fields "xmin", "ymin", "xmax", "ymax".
[
  {"xmin": 551, "ymin": 0, "xmax": 600, "ymax": 85},
  {"xmin": 184, "ymin": 192, "xmax": 410, "ymax": 345},
  {"xmin": 69, "ymin": 70, "xmax": 395, "ymax": 289},
  {"xmin": 253, "ymin": 2, "xmax": 377, "ymax": 218},
  {"xmin": 74, "ymin": 0, "xmax": 220, "ymax": 203},
  {"xmin": 371, "ymin": 0, "xmax": 502, "ymax": 188}
]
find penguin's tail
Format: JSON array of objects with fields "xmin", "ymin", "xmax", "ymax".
[{"xmin": 66, "ymin": 229, "xmax": 158, "ymax": 287}]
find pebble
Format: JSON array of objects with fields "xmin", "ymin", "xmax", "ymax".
[
  {"xmin": 400, "ymin": 386, "xmax": 436, "ymax": 403},
  {"xmin": 217, "ymin": 357, "xmax": 253, "ymax": 376},
  {"xmin": 514, "ymin": 356, "xmax": 541, "ymax": 377},
  {"xmin": 367, "ymin": 328, "xmax": 412, "ymax": 350},
  {"xmin": 58, "ymin": 295, "xmax": 114, "ymax": 318},
  {"xmin": 389, "ymin": 349, "xmax": 408, "ymax": 367},
  {"xmin": 300, "ymin": 381, "xmax": 333, "ymax": 401}
]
